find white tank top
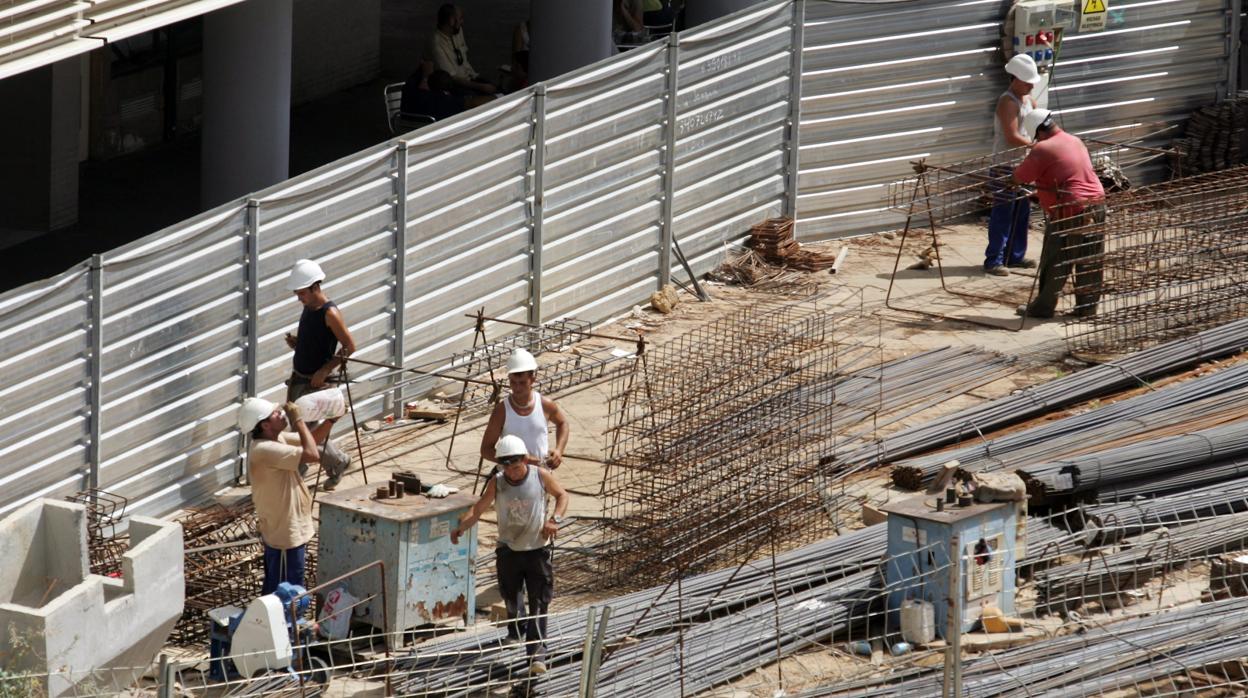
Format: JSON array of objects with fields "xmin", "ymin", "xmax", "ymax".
[
  {"xmin": 993, "ymin": 90, "xmax": 1033, "ymax": 154},
  {"xmin": 503, "ymin": 390, "xmax": 549, "ymax": 461}
]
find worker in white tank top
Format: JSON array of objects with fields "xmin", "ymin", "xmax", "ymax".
[{"xmin": 481, "ymin": 348, "xmax": 571, "ymax": 469}]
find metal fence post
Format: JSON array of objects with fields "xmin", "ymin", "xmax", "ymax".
[
  {"xmin": 393, "ymin": 142, "xmax": 409, "ymax": 420},
  {"xmin": 659, "ymin": 33, "xmax": 680, "ymax": 289},
  {"xmin": 156, "ymin": 653, "xmax": 172, "ymax": 698},
  {"xmin": 239, "ymin": 199, "xmax": 261, "ymax": 485},
  {"xmin": 87, "ymin": 254, "xmax": 104, "ymax": 491},
  {"xmin": 1229, "ymin": 0, "xmax": 1243, "ymax": 99},
  {"xmin": 784, "ymin": 0, "xmax": 806, "ymax": 225},
  {"xmin": 942, "ymin": 534, "xmax": 963, "ymax": 698},
  {"xmin": 585, "ymin": 605, "xmax": 612, "ymax": 698},
  {"xmin": 530, "ymin": 86, "xmax": 547, "ymax": 326},
  {"xmin": 577, "ymin": 606, "xmax": 597, "ymax": 697}
]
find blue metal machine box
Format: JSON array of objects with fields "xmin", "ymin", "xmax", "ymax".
[
  {"xmin": 317, "ymin": 486, "xmax": 478, "ymax": 643},
  {"xmin": 881, "ymin": 497, "xmax": 1020, "ymax": 637}
]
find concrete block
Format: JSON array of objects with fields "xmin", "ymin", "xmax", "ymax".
[{"xmin": 0, "ymin": 500, "xmax": 184, "ymax": 696}]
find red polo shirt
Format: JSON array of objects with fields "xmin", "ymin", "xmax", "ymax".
[{"xmin": 1014, "ymin": 130, "xmax": 1105, "ymax": 218}]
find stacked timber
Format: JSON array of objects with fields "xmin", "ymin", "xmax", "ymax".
[
  {"xmin": 746, "ymin": 217, "xmax": 841, "ymax": 271},
  {"xmin": 1171, "ymin": 97, "xmax": 1248, "ymax": 175}
]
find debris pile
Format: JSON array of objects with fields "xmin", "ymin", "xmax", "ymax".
[{"xmin": 746, "ymin": 217, "xmax": 844, "ymax": 271}]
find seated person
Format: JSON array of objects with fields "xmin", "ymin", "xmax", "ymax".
[
  {"xmin": 431, "ymin": 3, "xmax": 497, "ymax": 96},
  {"xmin": 402, "ymin": 61, "xmax": 465, "ymax": 121},
  {"xmin": 614, "ymin": 0, "xmax": 646, "ymax": 47},
  {"xmin": 510, "ymin": 20, "xmax": 530, "ymax": 91}
]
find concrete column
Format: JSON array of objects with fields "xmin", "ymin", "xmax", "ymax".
[
  {"xmin": 0, "ymin": 59, "xmax": 81, "ymax": 237},
  {"xmin": 529, "ymin": 0, "xmax": 612, "ymax": 83},
  {"xmin": 684, "ymin": 0, "xmax": 757, "ymax": 27},
  {"xmin": 201, "ymin": 0, "xmax": 293, "ymax": 208}
]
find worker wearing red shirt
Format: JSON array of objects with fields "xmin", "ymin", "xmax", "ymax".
[{"xmin": 1011, "ymin": 109, "xmax": 1106, "ymax": 319}]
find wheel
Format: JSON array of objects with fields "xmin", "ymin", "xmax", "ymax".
[{"xmin": 306, "ymin": 655, "xmax": 331, "ymax": 686}]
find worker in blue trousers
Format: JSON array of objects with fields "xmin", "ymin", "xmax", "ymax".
[{"xmin": 985, "ymin": 53, "xmax": 1046, "ymax": 276}]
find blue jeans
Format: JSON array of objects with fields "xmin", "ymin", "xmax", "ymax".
[
  {"xmin": 985, "ymin": 167, "xmax": 1030, "ymax": 268},
  {"xmin": 262, "ymin": 543, "xmax": 306, "ymax": 595}
]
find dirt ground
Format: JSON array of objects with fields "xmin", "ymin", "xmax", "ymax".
[{"xmin": 198, "ymin": 221, "xmax": 1137, "ymax": 693}]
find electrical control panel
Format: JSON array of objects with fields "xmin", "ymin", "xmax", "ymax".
[{"xmin": 1011, "ymin": 0, "xmax": 1076, "ymax": 67}]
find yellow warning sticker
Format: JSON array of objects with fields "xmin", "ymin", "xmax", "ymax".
[{"xmin": 1081, "ymin": 0, "xmax": 1107, "ymax": 32}]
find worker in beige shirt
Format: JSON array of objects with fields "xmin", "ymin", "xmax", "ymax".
[{"xmin": 238, "ymin": 397, "xmax": 328, "ymax": 594}]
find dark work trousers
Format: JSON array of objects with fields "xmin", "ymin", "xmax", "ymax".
[
  {"xmin": 1027, "ymin": 204, "xmax": 1106, "ymax": 318},
  {"xmin": 262, "ymin": 543, "xmax": 306, "ymax": 595},
  {"xmin": 496, "ymin": 545, "xmax": 553, "ymax": 658},
  {"xmin": 984, "ymin": 166, "xmax": 1030, "ymax": 268}
]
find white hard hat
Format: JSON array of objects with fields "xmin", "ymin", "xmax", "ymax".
[
  {"xmin": 496, "ymin": 434, "xmax": 528, "ymax": 460},
  {"xmin": 1004, "ymin": 54, "xmax": 1042, "ymax": 86},
  {"xmin": 1023, "ymin": 108, "xmax": 1054, "ymax": 140},
  {"xmin": 238, "ymin": 397, "xmax": 276, "ymax": 433},
  {"xmin": 506, "ymin": 348, "xmax": 538, "ymax": 374},
  {"xmin": 286, "ymin": 259, "xmax": 325, "ymax": 291}
]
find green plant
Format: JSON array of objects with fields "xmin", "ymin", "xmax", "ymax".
[{"xmin": 0, "ymin": 623, "xmax": 46, "ymax": 698}]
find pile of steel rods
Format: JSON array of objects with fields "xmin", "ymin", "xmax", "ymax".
[
  {"xmin": 1034, "ymin": 510, "xmax": 1248, "ymax": 613},
  {"xmin": 890, "ymin": 364, "xmax": 1248, "ymax": 490},
  {"xmin": 831, "ymin": 317, "xmax": 1248, "ymax": 487},
  {"xmin": 1095, "ymin": 455, "xmax": 1248, "ymax": 502},
  {"xmin": 807, "ymin": 596, "xmax": 1248, "ymax": 697},
  {"xmin": 387, "ymin": 510, "xmax": 1098, "ymax": 696},
  {"xmin": 1077, "ymin": 474, "xmax": 1248, "ymax": 544},
  {"xmin": 1017, "ymin": 420, "xmax": 1248, "ymax": 500},
  {"xmin": 389, "ymin": 525, "xmax": 889, "ymax": 691}
]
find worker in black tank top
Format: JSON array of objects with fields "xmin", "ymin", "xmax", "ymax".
[
  {"xmin": 293, "ymin": 302, "xmax": 340, "ymax": 376},
  {"xmin": 282, "ymin": 259, "xmax": 356, "ymax": 490}
]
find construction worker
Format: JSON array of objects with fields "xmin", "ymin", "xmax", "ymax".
[
  {"xmin": 284, "ymin": 259, "xmax": 355, "ymax": 490},
  {"xmin": 1012, "ymin": 108, "xmax": 1105, "ymax": 319},
  {"xmin": 985, "ymin": 53, "xmax": 1045, "ymax": 276},
  {"xmin": 237, "ymin": 397, "xmax": 329, "ymax": 594},
  {"xmin": 452, "ymin": 435, "xmax": 570, "ymax": 675},
  {"xmin": 480, "ymin": 348, "xmax": 570, "ymax": 470}
]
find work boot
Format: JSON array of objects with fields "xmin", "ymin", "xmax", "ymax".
[
  {"xmin": 1016, "ymin": 304, "xmax": 1054, "ymax": 320},
  {"xmin": 1007, "ymin": 258, "xmax": 1037, "ymax": 269},
  {"xmin": 985, "ymin": 265, "xmax": 1010, "ymax": 277},
  {"xmin": 527, "ymin": 660, "xmax": 547, "ymax": 676}
]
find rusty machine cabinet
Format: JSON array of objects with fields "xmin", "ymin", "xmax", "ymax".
[{"xmin": 317, "ymin": 486, "xmax": 477, "ymax": 643}]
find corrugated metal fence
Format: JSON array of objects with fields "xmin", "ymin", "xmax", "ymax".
[
  {"xmin": 0, "ymin": 0, "xmax": 1237, "ymax": 517},
  {"xmin": 796, "ymin": 0, "xmax": 1239, "ymax": 238},
  {"xmin": 0, "ymin": 0, "xmax": 800, "ymax": 519}
]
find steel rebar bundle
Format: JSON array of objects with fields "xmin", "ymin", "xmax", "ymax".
[
  {"xmin": 388, "ymin": 511, "xmax": 1091, "ymax": 697},
  {"xmin": 1078, "ymin": 473, "xmax": 1248, "ymax": 544},
  {"xmin": 1035, "ymin": 510, "xmax": 1248, "ymax": 613},
  {"xmin": 389, "ymin": 524, "xmax": 890, "ymax": 695},
  {"xmin": 1061, "ymin": 165, "xmax": 1248, "ymax": 356},
  {"xmin": 1017, "ymin": 419, "xmax": 1248, "ymax": 500},
  {"xmin": 891, "ymin": 361, "xmax": 1248, "ymax": 491},
  {"xmin": 806, "ymin": 596, "xmax": 1248, "ymax": 697},
  {"xmin": 1094, "ymin": 455, "xmax": 1248, "ymax": 502},
  {"xmin": 830, "ymin": 316, "xmax": 1248, "ymax": 489}
]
